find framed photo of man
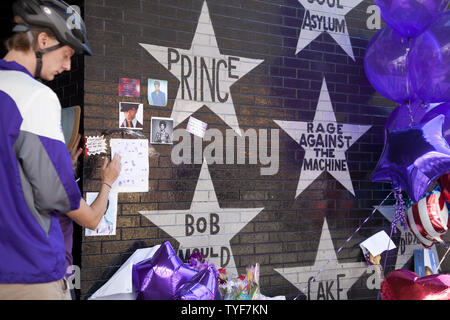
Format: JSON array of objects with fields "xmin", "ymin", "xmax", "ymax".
[
  {"xmin": 119, "ymin": 102, "xmax": 144, "ymax": 130},
  {"xmin": 151, "ymin": 117, "xmax": 174, "ymax": 145}
]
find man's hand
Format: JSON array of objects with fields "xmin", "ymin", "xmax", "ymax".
[
  {"xmin": 67, "ymin": 153, "xmax": 122, "ymax": 230},
  {"xmin": 70, "ymin": 134, "xmax": 83, "ymax": 173},
  {"xmin": 101, "ymin": 154, "xmax": 122, "ymax": 186}
]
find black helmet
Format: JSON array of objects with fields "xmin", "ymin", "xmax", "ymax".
[{"xmin": 12, "ymin": 0, "xmax": 92, "ymax": 56}]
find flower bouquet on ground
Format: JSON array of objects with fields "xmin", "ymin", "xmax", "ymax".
[{"xmin": 218, "ymin": 264, "xmax": 261, "ymax": 300}]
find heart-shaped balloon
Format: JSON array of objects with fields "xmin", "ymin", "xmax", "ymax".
[
  {"xmin": 381, "ymin": 269, "xmax": 450, "ymax": 300},
  {"xmin": 132, "ymin": 241, "xmax": 198, "ymax": 300},
  {"xmin": 174, "ymin": 265, "xmax": 222, "ymax": 300}
]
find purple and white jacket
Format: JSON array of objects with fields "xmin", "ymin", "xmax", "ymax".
[{"xmin": 0, "ymin": 59, "xmax": 81, "ymax": 284}]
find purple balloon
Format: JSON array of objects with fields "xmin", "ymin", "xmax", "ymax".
[
  {"xmin": 385, "ymin": 101, "xmax": 428, "ymax": 132},
  {"xmin": 174, "ymin": 265, "xmax": 222, "ymax": 300},
  {"xmin": 421, "ymin": 102, "xmax": 450, "ymax": 144},
  {"xmin": 374, "ymin": 0, "xmax": 449, "ymax": 38},
  {"xmin": 364, "ymin": 26, "xmax": 414, "ymax": 103},
  {"xmin": 372, "ymin": 114, "xmax": 450, "ymax": 202},
  {"xmin": 132, "ymin": 241, "xmax": 198, "ymax": 300},
  {"xmin": 409, "ymin": 11, "xmax": 450, "ymax": 103}
]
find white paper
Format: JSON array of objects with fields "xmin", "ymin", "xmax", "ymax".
[
  {"xmin": 110, "ymin": 139, "xmax": 149, "ymax": 193},
  {"xmin": 85, "ymin": 136, "xmax": 107, "ymax": 156},
  {"xmin": 360, "ymin": 230, "xmax": 396, "ymax": 257},
  {"xmin": 186, "ymin": 116, "xmax": 208, "ymax": 138},
  {"xmin": 88, "ymin": 245, "xmax": 161, "ymax": 300},
  {"xmin": 85, "ymin": 192, "xmax": 118, "ymax": 236}
]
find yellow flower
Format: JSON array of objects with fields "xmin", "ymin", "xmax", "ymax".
[{"xmin": 247, "ymin": 267, "xmax": 253, "ymax": 283}]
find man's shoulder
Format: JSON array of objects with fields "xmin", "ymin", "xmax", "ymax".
[
  {"xmin": 0, "ymin": 70, "xmax": 58, "ymax": 108},
  {"xmin": 0, "ymin": 70, "xmax": 63, "ymax": 141}
]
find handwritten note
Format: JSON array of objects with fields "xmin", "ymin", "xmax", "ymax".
[
  {"xmin": 186, "ymin": 116, "xmax": 208, "ymax": 138},
  {"xmin": 360, "ymin": 230, "xmax": 396, "ymax": 258},
  {"xmin": 110, "ymin": 139, "xmax": 149, "ymax": 193},
  {"xmin": 85, "ymin": 136, "xmax": 108, "ymax": 156}
]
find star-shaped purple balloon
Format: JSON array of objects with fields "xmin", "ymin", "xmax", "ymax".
[
  {"xmin": 174, "ymin": 265, "xmax": 222, "ymax": 300},
  {"xmin": 372, "ymin": 114, "xmax": 450, "ymax": 202},
  {"xmin": 132, "ymin": 241, "xmax": 198, "ymax": 300}
]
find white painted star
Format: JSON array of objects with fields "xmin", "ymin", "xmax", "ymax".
[
  {"xmin": 296, "ymin": 0, "xmax": 364, "ymax": 60},
  {"xmin": 275, "ymin": 219, "xmax": 367, "ymax": 300},
  {"xmin": 140, "ymin": 1, "xmax": 264, "ymax": 136},
  {"xmin": 139, "ymin": 159, "xmax": 264, "ymax": 277},
  {"xmin": 275, "ymin": 77, "xmax": 371, "ymax": 198}
]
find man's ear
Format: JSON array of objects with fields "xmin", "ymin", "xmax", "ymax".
[
  {"xmin": 36, "ymin": 32, "xmax": 49, "ymax": 50},
  {"xmin": 36, "ymin": 32, "xmax": 58, "ymax": 51}
]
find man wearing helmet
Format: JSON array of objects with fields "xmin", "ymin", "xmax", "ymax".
[{"xmin": 0, "ymin": 1, "xmax": 120, "ymax": 300}]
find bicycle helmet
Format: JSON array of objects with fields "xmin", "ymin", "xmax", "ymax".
[{"xmin": 11, "ymin": 0, "xmax": 92, "ymax": 78}]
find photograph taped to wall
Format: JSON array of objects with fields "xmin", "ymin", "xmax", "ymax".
[
  {"xmin": 85, "ymin": 192, "xmax": 118, "ymax": 236},
  {"xmin": 119, "ymin": 102, "xmax": 144, "ymax": 130},
  {"xmin": 148, "ymin": 79, "xmax": 168, "ymax": 107},
  {"xmin": 118, "ymin": 78, "xmax": 140, "ymax": 98},
  {"xmin": 151, "ymin": 117, "xmax": 174, "ymax": 145}
]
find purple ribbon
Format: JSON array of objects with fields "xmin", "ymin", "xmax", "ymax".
[
  {"xmin": 391, "ymin": 187, "xmax": 407, "ymax": 234},
  {"xmin": 377, "ymin": 187, "xmax": 407, "ymax": 300},
  {"xmin": 293, "ymin": 191, "xmax": 393, "ymax": 300}
]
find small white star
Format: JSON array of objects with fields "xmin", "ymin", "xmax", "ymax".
[
  {"xmin": 275, "ymin": 219, "xmax": 367, "ymax": 300},
  {"xmin": 275, "ymin": 77, "xmax": 372, "ymax": 198},
  {"xmin": 296, "ymin": 0, "xmax": 364, "ymax": 60}
]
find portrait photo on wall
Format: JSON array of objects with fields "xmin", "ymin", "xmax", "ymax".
[
  {"xmin": 119, "ymin": 102, "xmax": 144, "ymax": 130},
  {"xmin": 148, "ymin": 79, "xmax": 168, "ymax": 107},
  {"xmin": 151, "ymin": 117, "xmax": 174, "ymax": 145},
  {"xmin": 118, "ymin": 78, "xmax": 140, "ymax": 98}
]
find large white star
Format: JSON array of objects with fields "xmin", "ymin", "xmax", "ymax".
[
  {"xmin": 140, "ymin": 1, "xmax": 264, "ymax": 136},
  {"xmin": 296, "ymin": 0, "xmax": 364, "ymax": 60},
  {"xmin": 139, "ymin": 160, "xmax": 264, "ymax": 277},
  {"xmin": 275, "ymin": 77, "xmax": 371, "ymax": 198},
  {"xmin": 275, "ymin": 219, "xmax": 367, "ymax": 300}
]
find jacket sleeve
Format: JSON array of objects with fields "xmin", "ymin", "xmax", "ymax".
[{"xmin": 14, "ymin": 87, "xmax": 81, "ymax": 215}]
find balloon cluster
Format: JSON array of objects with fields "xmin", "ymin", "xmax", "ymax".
[
  {"xmin": 365, "ymin": 0, "xmax": 450, "ymax": 247},
  {"xmin": 132, "ymin": 242, "xmax": 221, "ymax": 300}
]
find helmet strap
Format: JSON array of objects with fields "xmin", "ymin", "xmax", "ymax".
[
  {"xmin": 33, "ymin": 43, "xmax": 65, "ymax": 80},
  {"xmin": 12, "ymin": 24, "xmax": 66, "ymax": 79}
]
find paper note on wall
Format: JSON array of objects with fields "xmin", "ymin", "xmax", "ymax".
[
  {"xmin": 85, "ymin": 192, "xmax": 118, "ymax": 236},
  {"xmin": 186, "ymin": 116, "xmax": 208, "ymax": 138},
  {"xmin": 85, "ymin": 136, "xmax": 108, "ymax": 156},
  {"xmin": 110, "ymin": 139, "xmax": 149, "ymax": 193}
]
